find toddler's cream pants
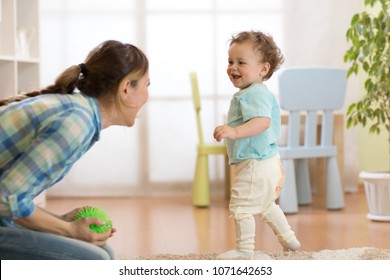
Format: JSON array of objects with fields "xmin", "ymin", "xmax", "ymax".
[{"xmin": 229, "ymin": 155, "xmax": 297, "ymax": 253}]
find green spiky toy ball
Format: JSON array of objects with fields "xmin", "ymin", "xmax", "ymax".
[{"xmin": 74, "ymin": 206, "xmax": 113, "ymax": 233}]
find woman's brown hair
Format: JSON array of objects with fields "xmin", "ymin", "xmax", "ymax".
[{"xmin": 0, "ymin": 40, "xmax": 149, "ymax": 106}]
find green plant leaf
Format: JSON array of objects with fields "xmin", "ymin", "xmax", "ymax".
[
  {"xmin": 363, "ymin": 61, "xmax": 370, "ymax": 72},
  {"xmin": 351, "ymin": 13, "xmax": 360, "ymax": 26},
  {"xmin": 344, "ymin": 0, "xmax": 390, "ymax": 167}
]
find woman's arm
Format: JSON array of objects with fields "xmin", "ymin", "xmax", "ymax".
[
  {"xmin": 13, "ymin": 207, "xmax": 112, "ymax": 246},
  {"xmin": 37, "ymin": 206, "xmax": 83, "ymax": 222},
  {"xmin": 213, "ymin": 117, "xmax": 270, "ymax": 142}
]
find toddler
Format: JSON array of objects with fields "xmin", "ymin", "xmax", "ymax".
[{"xmin": 213, "ymin": 31, "xmax": 300, "ymax": 259}]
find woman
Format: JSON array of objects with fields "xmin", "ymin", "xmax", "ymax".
[{"xmin": 0, "ymin": 40, "xmax": 149, "ymax": 259}]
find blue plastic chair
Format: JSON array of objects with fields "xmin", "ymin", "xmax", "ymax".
[{"xmin": 277, "ymin": 68, "xmax": 347, "ymax": 213}]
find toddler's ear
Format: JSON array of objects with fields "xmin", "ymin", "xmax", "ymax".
[{"xmin": 261, "ymin": 62, "xmax": 271, "ymax": 77}]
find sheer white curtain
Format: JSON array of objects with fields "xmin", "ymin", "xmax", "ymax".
[
  {"xmin": 40, "ymin": 0, "xmax": 142, "ymax": 197},
  {"xmin": 40, "ymin": 0, "xmax": 360, "ymax": 197}
]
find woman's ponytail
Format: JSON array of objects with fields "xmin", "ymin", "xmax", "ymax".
[{"xmin": 0, "ymin": 64, "xmax": 83, "ymax": 107}]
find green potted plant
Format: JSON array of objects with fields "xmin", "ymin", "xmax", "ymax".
[{"xmin": 344, "ymin": 0, "xmax": 390, "ymax": 221}]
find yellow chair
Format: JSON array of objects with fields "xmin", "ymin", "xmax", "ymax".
[{"xmin": 190, "ymin": 72, "xmax": 230, "ymax": 207}]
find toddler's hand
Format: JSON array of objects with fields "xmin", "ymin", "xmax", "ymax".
[{"xmin": 214, "ymin": 125, "xmax": 237, "ymax": 142}]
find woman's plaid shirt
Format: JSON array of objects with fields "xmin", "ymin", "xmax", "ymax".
[{"xmin": 0, "ymin": 92, "xmax": 101, "ymax": 219}]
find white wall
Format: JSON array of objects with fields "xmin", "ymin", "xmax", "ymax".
[{"xmin": 283, "ymin": 0, "xmax": 363, "ymax": 191}]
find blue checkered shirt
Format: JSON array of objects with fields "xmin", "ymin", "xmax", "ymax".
[{"xmin": 0, "ymin": 92, "xmax": 101, "ymax": 219}]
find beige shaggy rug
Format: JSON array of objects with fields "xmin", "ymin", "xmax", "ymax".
[{"xmin": 134, "ymin": 247, "xmax": 390, "ymax": 260}]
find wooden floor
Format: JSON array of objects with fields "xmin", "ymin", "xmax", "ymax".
[{"xmin": 44, "ymin": 186, "xmax": 390, "ymax": 259}]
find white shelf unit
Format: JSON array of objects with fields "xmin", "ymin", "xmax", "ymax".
[
  {"xmin": 0, "ymin": 0, "xmax": 40, "ymax": 99},
  {"xmin": 0, "ymin": 0, "xmax": 44, "ymax": 206}
]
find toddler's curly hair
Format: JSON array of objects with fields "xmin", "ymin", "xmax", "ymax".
[{"xmin": 230, "ymin": 31, "xmax": 284, "ymax": 81}]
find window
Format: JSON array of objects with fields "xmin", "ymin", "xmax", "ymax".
[{"xmin": 40, "ymin": 0, "xmax": 283, "ymax": 196}]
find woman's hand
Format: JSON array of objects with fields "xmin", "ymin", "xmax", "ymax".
[
  {"xmin": 69, "ymin": 217, "xmax": 116, "ymax": 247},
  {"xmin": 61, "ymin": 208, "xmax": 83, "ymax": 222}
]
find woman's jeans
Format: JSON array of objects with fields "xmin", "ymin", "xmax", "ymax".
[{"xmin": 0, "ymin": 224, "xmax": 115, "ymax": 260}]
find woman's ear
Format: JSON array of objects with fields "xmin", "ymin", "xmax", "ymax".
[{"xmin": 120, "ymin": 79, "xmax": 133, "ymax": 101}]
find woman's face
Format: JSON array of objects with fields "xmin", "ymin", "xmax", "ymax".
[
  {"xmin": 131, "ymin": 71, "xmax": 150, "ymax": 110},
  {"xmin": 121, "ymin": 71, "xmax": 150, "ymax": 127}
]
